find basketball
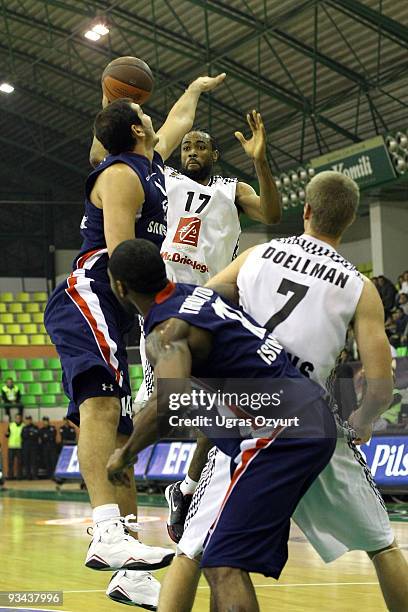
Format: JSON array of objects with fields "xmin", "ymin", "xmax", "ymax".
[{"xmin": 102, "ymin": 56, "xmax": 154, "ymax": 104}]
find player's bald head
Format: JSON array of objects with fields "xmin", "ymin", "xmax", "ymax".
[{"xmin": 305, "ymin": 171, "xmax": 360, "ymax": 239}]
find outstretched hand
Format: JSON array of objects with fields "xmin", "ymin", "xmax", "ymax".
[
  {"xmin": 189, "ymin": 73, "xmax": 226, "ymax": 93},
  {"xmin": 235, "ymin": 110, "xmax": 267, "ymax": 162},
  {"xmin": 347, "ymin": 409, "xmax": 373, "ymax": 445},
  {"xmin": 107, "ymin": 447, "xmax": 135, "ymax": 488}
]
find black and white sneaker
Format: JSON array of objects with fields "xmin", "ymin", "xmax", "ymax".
[
  {"xmin": 164, "ymin": 481, "xmax": 192, "ymax": 544},
  {"xmin": 106, "ymin": 570, "xmax": 160, "ymax": 609},
  {"xmin": 85, "ymin": 516, "xmax": 174, "ymax": 571}
]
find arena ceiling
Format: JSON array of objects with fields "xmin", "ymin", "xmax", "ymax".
[{"xmin": 0, "ymin": 0, "xmax": 407, "ymax": 247}]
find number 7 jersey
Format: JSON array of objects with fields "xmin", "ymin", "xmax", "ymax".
[
  {"xmin": 161, "ymin": 167, "xmax": 240, "ymax": 284},
  {"xmin": 237, "ymin": 234, "xmax": 365, "ymax": 389}
]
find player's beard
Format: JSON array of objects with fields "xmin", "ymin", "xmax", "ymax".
[{"xmin": 183, "ymin": 161, "xmax": 212, "ymax": 182}]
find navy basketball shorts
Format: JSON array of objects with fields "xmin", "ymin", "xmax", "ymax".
[
  {"xmin": 201, "ymin": 426, "xmax": 336, "ymax": 578},
  {"xmin": 44, "ymin": 263, "xmax": 134, "ymax": 436}
]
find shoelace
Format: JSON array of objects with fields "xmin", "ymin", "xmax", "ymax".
[
  {"xmin": 122, "ymin": 514, "xmax": 141, "ymax": 533},
  {"xmin": 86, "ymin": 515, "xmax": 141, "ymax": 537}
]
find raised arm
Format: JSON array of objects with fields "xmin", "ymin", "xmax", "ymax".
[
  {"xmin": 155, "ymin": 73, "xmax": 226, "ymax": 162},
  {"xmin": 348, "ymin": 278, "xmax": 393, "ymax": 443},
  {"xmin": 89, "ymin": 77, "xmax": 225, "ymax": 167},
  {"xmin": 235, "ymin": 111, "xmax": 281, "ymax": 225},
  {"xmin": 107, "ymin": 320, "xmax": 192, "ymax": 485}
]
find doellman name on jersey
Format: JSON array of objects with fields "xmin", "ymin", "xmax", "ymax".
[{"xmin": 262, "ymin": 246, "xmax": 350, "ymax": 288}]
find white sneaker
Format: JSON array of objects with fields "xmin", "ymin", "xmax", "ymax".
[
  {"xmin": 106, "ymin": 570, "xmax": 160, "ymax": 609},
  {"xmin": 85, "ymin": 517, "xmax": 174, "ymax": 571}
]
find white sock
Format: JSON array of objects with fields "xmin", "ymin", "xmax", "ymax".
[
  {"xmin": 180, "ymin": 476, "xmax": 198, "ymax": 496},
  {"xmin": 93, "ymin": 503, "xmax": 120, "ymax": 527}
]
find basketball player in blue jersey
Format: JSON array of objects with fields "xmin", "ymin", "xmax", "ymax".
[
  {"xmin": 44, "ymin": 73, "xmax": 226, "ymax": 610},
  {"xmin": 105, "ymin": 238, "xmax": 336, "ymax": 612}
]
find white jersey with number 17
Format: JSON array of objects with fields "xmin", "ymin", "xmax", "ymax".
[
  {"xmin": 137, "ymin": 168, "xmax": 240, "ymax": 403},
  {"xmin": 161, "ymin": 167, "xmax": 240, "ymax": 284},
  {"xmin": 237, "ymin": 234, "xmax": 364, "ymax": 389}
]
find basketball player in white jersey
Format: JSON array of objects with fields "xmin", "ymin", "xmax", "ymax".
[
  {"xmin": 136, "ymin": 110, "xmax": 281, "ymax": 494},
  {"xmin": 162, "ymin": 110, "xmax": 280, "ymax": 285},
  {"xmin": 136, "ymin": 111, "xmax": 280, "ymax": 401},
  {"xmin": 158, "ymin": 171, "xmax": 408, "ymax": 612}
]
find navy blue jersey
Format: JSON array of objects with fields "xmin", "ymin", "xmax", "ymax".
[
  {"xmin": 144, "ymin": 283, "xmax": 324, "ymax": 393},
  {"xmin": 74, "ymin": 151, "xmax": 167, "ymax": 275}
]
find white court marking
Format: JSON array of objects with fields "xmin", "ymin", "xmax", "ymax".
[
  {"xmin": 200, "ymin": 582, "xmax": 379, "ymax": 589},
  {"xmin": 62, "ymin": 581, "xmax": 379, "ymax": 593},
  {"xmin": 36, "ymin": 515, "xmax": 161, "ymax": 526}
]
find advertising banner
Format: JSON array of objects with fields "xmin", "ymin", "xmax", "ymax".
[
  {"xmin": 55, "ymin": 442, "xmax": 197, "ymax": 482},
  {"xmin": 55, "ymin": 438, "xmax": 408, "ymax": 490},
  {"xmin": 311, "ymin": 135, "xmax": 396, "ymax": 189},
  {"xmin": 359, "ymin": 436, "xmax": 408, "ymax": 487},
  {"xmin": 55, "ymin": 445, "xmax": 153, "ymax": 480},
  {"xmin": 145, "ymin": 442, "xmax": 197, "ymax": 480}
]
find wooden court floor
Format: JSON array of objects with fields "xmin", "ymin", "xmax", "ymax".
[{"xmin": 1, "ymin": 495, "xmax": 407, "ymax": 611}]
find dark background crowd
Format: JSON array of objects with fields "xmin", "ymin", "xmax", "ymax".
[
  {"xmin": 337, "ymin": 268, "xmax": 408, "ymax": 433},
  {"xmin": 4, "ymin": 415, "xmax": 76, "ymax": 480},
  {"xmin": 372, "ymin": 270, "xmax": 408, "ymax": 349}
]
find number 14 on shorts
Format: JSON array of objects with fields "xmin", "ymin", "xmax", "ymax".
[{"xmin": 121, "ymin": 396, "xmax": 133, "ymax": 417}]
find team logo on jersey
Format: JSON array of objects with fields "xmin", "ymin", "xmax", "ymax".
[
  {"xmin": 168, "ymin": 168, "xmax": 182, "ymax": 179},
  {"xmin": 173, "ymin": 216, "xmax": 201, "ymax": 247}
]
